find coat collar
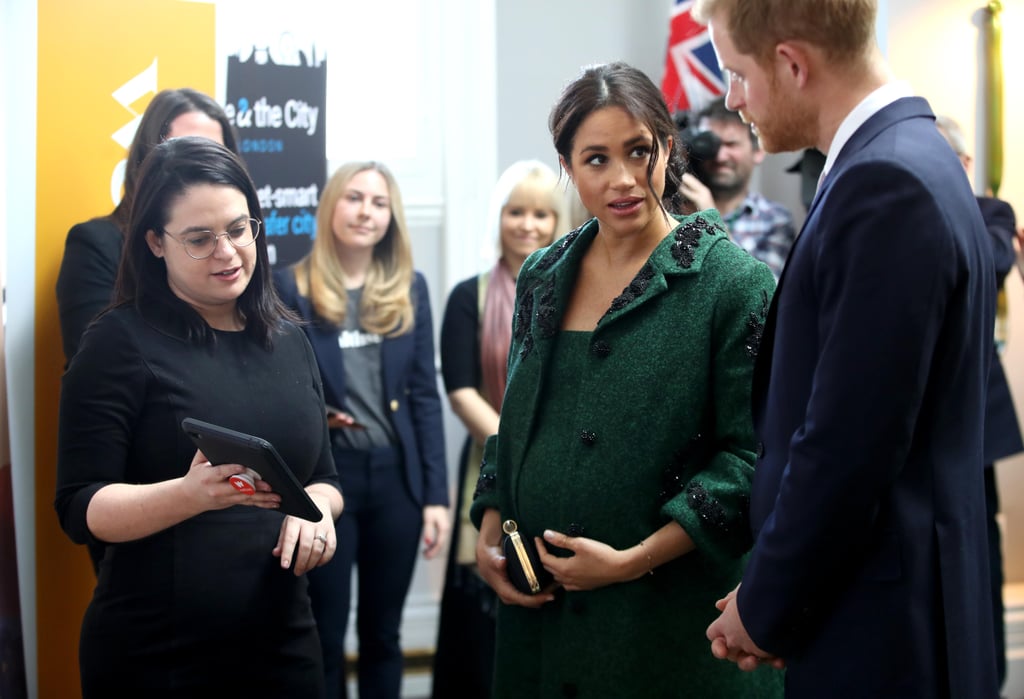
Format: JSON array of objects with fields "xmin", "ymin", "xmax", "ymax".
[
  {"xmin": 522, "ymin": 210, "xmax": 730, "ymax": 328},
  {"xmin": 499, "ymin": 210, "xmax": 730, "ymax": 485}
]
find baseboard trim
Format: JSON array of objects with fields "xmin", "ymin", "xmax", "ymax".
[
  {"xmin": 1005, "ymin": 583, "xmax": 1024, "ymax": 699},
  {"xmin": 346, "ymin": 648, "xmax": 434, "ymax": 677}
]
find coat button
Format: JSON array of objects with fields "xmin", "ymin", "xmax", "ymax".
[
  {"xmin": 390, "ymin": 399, "xmax": 400, "ymax": 412},
  {"xmin": 566, "ymin": 522, "xmax": 584, "ymax": 537},
  {"xmin": 561, "ymin": 683, "xmax": 578, "ymax": 697},
  {"xmin": 569, "ymin": 597, "xmax": 587, "ymax": 614},
  {"xmin": 579, "ymin": 429, "xmax": 597, "ymax": 446},
  {"xmin": 591, "ymin": 340, "xmax": 611, "ymax": 358}
]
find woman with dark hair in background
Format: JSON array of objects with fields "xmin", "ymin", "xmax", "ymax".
[
  {"xmin": 56, "ymin": 87, "xmax": 238, "ymax": 363},
  {"xmin": 55, "ymin": 136, "xmax": 342, "ymax": 698},
  {"xmin": 469, "ymin": 62, "xmax": 782, "ymax": 697},
  {"xmin": 274, "ymin": 161, "xmax": 449, "ymax": 699},
  {"xmin": 431, "ymin": 159, "xmax": 568, "ymax": 699}
]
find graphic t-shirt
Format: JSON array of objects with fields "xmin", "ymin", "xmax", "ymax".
[{"xmin": 334, "ymin": 287, "xmax": 396, "ymax": 450}]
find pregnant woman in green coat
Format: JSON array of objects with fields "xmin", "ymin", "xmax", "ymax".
[{"xmin": 470, "ymin": 62, "xmax": 783, "ymax": 698}]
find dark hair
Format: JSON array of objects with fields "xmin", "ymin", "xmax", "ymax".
[
  {"xmin": 696, "ymin": 97, "xmax": 758, "ymax": 148},
  {"xmin": 548, "ymin": 62, "xmax": 686, "ymax": 213},
  {"xmin": 111, "ymin": 88, "xmax": 240, "ymax": 231},
  {"xmin": 114, "ymin": 136, "xmax": 290, "ymax": 348}
]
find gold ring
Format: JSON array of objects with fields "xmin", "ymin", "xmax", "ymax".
[{"xmin": 314, "ymin": 534, "xmax": 328, "ymax": 545}]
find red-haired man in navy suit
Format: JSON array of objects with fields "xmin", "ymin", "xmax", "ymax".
[{"xmin": 697, "ymin": 0, "xmax": 1000, "ymax": 696}]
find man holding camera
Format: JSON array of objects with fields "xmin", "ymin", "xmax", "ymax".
[{"xmin": 679, "ymin": 97, "xmax": 796, "ymax": 280}]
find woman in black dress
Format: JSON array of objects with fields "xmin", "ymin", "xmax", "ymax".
[
  {"xmin": 54, "ymin": 137, "xmax": 343, "ymax": 699},
  {"xmin": 55, "ymin": 88, "xmax": 238, "ymax": 575}
]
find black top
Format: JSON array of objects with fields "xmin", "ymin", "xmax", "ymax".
[
  {"xmin": 55, "ymin": 304, "xmax": 337, "ymax": 696},
  {"xmin": 439, "ymin": 276, "xmax": 481, "ymax": 393}
]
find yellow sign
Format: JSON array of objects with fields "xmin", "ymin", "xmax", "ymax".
[{"xmin": 36, "ymin": 1, "xmax": 214, "ymax": 695}]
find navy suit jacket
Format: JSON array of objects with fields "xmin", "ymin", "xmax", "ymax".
[
  {"xmin": 738, "ymin": 97, "xmax": 998, "ymax": 698},
  {"xmin": 274, "ymin": 269, "xmax": 448, "ymax": 508}
]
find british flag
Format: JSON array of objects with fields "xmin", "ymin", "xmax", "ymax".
[{"xmin": 660, "ymin": 0, "xmax": 726, "ymax": 114}]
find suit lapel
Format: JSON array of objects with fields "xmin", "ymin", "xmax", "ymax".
[
  {"xmin": 811, "ymin": 96, "xmax": 933, "ymax": 211},
  {"xmin": 753, "ymin": 97, "xmax": 936, "ymax": 414}
]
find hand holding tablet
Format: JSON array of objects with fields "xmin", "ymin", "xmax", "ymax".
[
  {"xmin": 181, "ymin": 418, "xmax": 323, "ymax": 522},
  {"xmin": 227, "ymin": 468, "xmax": 261, "ymax": 495}
]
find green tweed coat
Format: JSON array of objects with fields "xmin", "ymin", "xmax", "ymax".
[{"xmin": 470, "ymin": 212, "xmax": 783, "ymax": 698}]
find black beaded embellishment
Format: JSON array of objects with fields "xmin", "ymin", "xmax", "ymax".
[
  {"xmin": 686, "ymin": 481, "xmax": 729, "ymax": 530},
  {"xmin": 513, "ymin": 277, "xmax": 557, "ymax": 361},
  {"xmin": 670, "ymin": 214, "xmax": 721, "ymax": 269},
  {"xmin": 535, "ymin": 278, "xmax": 558, "ymax": 339},
  {"xmin": 745, "ymin": 289, "xmax": 770, "ymax": 360},
  {"xmin": 689, "ymin": 214, "xmax": 721, "ymax": 234},
  {"xmin": 535, "ymin": 227, "xmax": 581, "ymax": 271},
  {"xmin": 473, "ymin": 472, "xmax": 496, "ymax": 499},
  {"xmin": 607, "ymin": 263, "xmax": 655, "ymax": 314},
  {"xmin": 513, "ymin": 281, "xmax": 536, "ymax": 357},
  {"xmin": 685, "ymin": 483, "xmax": 752, "ymax": 545},
  {"xmin": 658, "ymin": 431, "xmax": 713, "ymax": 505}
]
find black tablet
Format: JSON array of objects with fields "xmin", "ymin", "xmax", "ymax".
[{"xmin": 181, "ymin": 417, "xmax": 323, "ymax": 523}]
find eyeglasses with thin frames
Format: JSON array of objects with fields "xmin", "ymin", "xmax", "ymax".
[{"xmin": 162, "ymin": 217, "xmax": 262, "ymax": 260}]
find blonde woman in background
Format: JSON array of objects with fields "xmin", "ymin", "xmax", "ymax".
[
  {"xmin": 431, "ymin": 160, "xmax": 568, "ymax": 699},
  {"xmin": 566, "ymin": 181, "xmax": 593, "ymax": 231},
  {"xmin": 274, "ymin": 162, "xmax": 449, "ymax": 699}
]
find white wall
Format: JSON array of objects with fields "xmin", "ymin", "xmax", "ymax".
[
  {"xmin": 495, "ymin": 0, "xmax": 671, "ymax": 172},
  {"xmin": 2, "ymin": 1, "xmax": 38, "ymax": 696}
]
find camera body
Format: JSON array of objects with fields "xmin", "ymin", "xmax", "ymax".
[{"xmin": 674, "ymin": 112, "xmax": 721, "ymax": 187}]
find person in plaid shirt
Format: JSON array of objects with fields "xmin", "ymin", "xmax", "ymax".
[{"xmin": 679, "ymin": 97, "xmax": 797, "ymax": 280}]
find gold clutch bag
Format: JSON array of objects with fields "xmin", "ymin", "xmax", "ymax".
[{"xmin": 501, "ymin": 519, "xmax": 553, "ymax": 595}]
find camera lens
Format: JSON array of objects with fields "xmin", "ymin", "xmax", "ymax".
[{"xmin": 680, "ymin": 127, "xmax": 721, "ymax": 163}]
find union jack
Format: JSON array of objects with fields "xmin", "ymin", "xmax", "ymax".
[{"xmin": 660, "ymin": 0, "xmax": 725, "ymax": 114}]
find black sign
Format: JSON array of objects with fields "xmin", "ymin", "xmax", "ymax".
[{"xmin": 225, "ymin": 49, "xmax": 326, "ymax": 268}]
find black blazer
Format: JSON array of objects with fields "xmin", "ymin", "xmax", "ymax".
[
  {"xmin": 739, "ymin": 97, "xmax": 998, "ymax": 698},
  {"xmin": 55, "ymin": 216, "xmax": 123, "ymax": 363},
  {"xmin": 978, "ymin": 195, "xmax": 1024, "ymax": 464}
]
